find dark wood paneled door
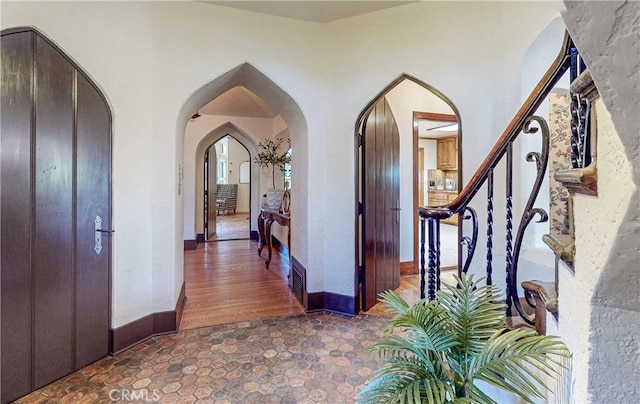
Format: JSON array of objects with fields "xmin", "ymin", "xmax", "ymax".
[
  {"xmin": 207, "ymin": 144, "xmax": 217, "ymax": 239},
  {"xmin": 1, "ymin": 28, "xmax": 111, "ymax": 404},
  {"xmin": 361, "ymin": 97, "xmax": 400, "ymax": 311},
  {"xmin": 204, "ymin": 149, "xmax": 209, "ymax": 238}
]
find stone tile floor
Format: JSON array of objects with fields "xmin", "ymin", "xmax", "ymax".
[{"xmin": 16, "ymin": 312, "xmax": 390, "ymax": 403}]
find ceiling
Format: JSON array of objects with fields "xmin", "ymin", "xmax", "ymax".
[
  {"xmin": 202, "ymin": 1, "xmax": 417, "ymax": 23},
  {"xmin": 200, "ymin": 86, "xmax": 279, "ymax": 118}
]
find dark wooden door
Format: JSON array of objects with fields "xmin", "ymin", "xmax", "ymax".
[
  {"xmin": 361, "ymin": 97, "xmax": 400, "ymax": 311},
  {"xmin": 207, "ymin": 144, "xmax": 217, "ymax": 239},
  {"xmin": 1, "ymin": 28, "xmax": 111, "ymax": 403},
  {"xmin": 204, "ymin": 149, "xmax": 209, "ymax": 238}
]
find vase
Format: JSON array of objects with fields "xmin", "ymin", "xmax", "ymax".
[
  {"xmin": 281, "ymin": 189, "xmax": 291, "ymax": 213},
  {"xmin": 265, "ymin": 188, "xmax": 285, "ymax": 211}
]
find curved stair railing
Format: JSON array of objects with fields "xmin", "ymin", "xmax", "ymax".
[{"xmin": 418, "ymin": 32, "xmax": 583, "ymax": 326}]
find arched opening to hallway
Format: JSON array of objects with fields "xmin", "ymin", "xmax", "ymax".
[
  {"xmin": 179, "ymin": 64, "xmax": 308, "ymax": 330},
  {"xmin": 354, "ymin": 74, "xmax": 462, "ymax": 313}
]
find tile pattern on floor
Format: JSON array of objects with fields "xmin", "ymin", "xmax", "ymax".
[{"xmin": 16, "ymin": 312, "xmax": 389, "ymax": 404}]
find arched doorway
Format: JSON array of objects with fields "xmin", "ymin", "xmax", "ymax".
[
  {"xmin": 178, "ymin": 64, "xmax": 308, "ymax": 328},
  {"xmin": 190, "ymin": 122, "xmax": 261, "ymax": 244},
  {"xmin": 180, "ymin": 64, "xmax": 308, "ymax": 259},
  {"xmin": 201, "ymin": 132, "xmax": 253, "ymax": 241},
  {"xmin": 355, "ymin": 74, "xmax": 462, "ymax": 311}
]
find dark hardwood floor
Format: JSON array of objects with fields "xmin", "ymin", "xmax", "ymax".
[{"xmin": 180, "ymin": 239, "xmax": 304, "ymax": 330}]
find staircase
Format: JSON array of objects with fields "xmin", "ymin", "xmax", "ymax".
[{"xmin": 418, "ymin": 31, "xmax": 598, "ymax": 335}]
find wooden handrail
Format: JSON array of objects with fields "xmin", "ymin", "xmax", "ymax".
[{"xmin": 419, "ymin": 32, "xmax": 573, "ymax": 219}]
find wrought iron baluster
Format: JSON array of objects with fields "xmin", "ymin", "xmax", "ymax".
[
  {"xmin": 505, "ymin": 143, "xmax": 514, "ymax": 316},
  {"xmin": 427, "ymin": 218, "xmax": 438, "ymax": 301},
  {"xmin": 420, "ymin": 216, "xmax": 426, "ymax": 299},
  {"xmin": 571, "ymin": 94, "xmax": 591, "ymax": 168},
  {"xmin": 436, "ymin": 219, "xmax": 441, "ymax": 291},
  {"xmin": 486, "ymin": 169, "xmax": 494, "ymax": 285},
  {"xmin": 460, "ymin": 206, "xmax": 478, "ymax": 276},
  {"xmin": 570, "ymin": 45, "xmax": 591, "ymax": 169},
  {"xmin": 509, "ymin": 116, "xmax": 550, "ymax": 325}
]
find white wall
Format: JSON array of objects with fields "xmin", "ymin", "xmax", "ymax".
[
  {"xmin": 516, "ymin": 17, "xmax": 567, "ymax": 255},
  {"xmin": 558, "ymin": 1, "xmax": 640, "ymax": 401},
  {"xmin": 1, "ymin": 0, "xmax": 568, "ymax": 325},
  {"xmin": 558, "ymin": 98, "xmax": 635, "ymax": 403}
]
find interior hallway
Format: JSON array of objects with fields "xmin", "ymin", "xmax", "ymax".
[{"xmin": 180, "ymin": 240, "xmax": 305, "ymax": 330}]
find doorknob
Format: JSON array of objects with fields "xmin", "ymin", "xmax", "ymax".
[
  {"xmin": 94, "ymin": 215, "xmax": 114, "ymax": 255},
  {"xmin": 390, "ymin": 200, "xmax": 401, "ymax": 223}
]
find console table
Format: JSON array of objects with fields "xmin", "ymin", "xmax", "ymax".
[{"xmin": 257, "ymin": 209, "xmax": 290, "ymax": 269}]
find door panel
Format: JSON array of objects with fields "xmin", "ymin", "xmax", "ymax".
[
  {"xmin": 207, "ymin": 144, "xmax": 217, "ymax": 239},
  {"xmin": 0, "ymin": 30, "xmax": 34, "ymax": 403},
  {"xmin": 362, "ymin": 97, "xmax": 400, "ymax": 311},
  {"xmin": 389, "ymin": 103, "xmax": 400, "ymax": 290},
  {"xmin": 75, "ymin": 74, "xmax": 111, "ymax": 368},
  {"xmin": 364, "ymin": 106, "xmax": 378, "ymax": 308},
  {"xmin": 418, "ymin": 148, "xmax": 424, "ymax": 207},
  {"xmin": 1, "ymin": 28, "xmax": 111, "ymax": 403},
  {"xmin": 33, "ymin": 35, "xmax": 75, "ymax": 388}
]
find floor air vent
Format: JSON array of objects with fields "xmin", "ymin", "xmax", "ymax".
[{"xmin": 290, "ymin": 261, "xmax": 305, "ymax": 305}]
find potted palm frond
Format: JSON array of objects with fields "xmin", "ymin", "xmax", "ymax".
[{"xmin": 357, "ymin": 274, "xmax": 570, "ymax": 404}]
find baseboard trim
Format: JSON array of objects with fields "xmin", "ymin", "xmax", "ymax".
[
  {"xmin": 175, "ymin": 282, "xmax": 187, "ymax": 328},
  {"xmin": 271, "ymin": 236, "xmax": 289, "ymax": 260},
  {"xmin": 110, "ymin": 314, "xmax": 155, "ymax": 355},
  {"xmin": 250, "ymin": 230, "xmax": 259, "ymax": 240},
  {"xmin": 288, "ymin": 257, "xmax": 356, "ymax": 315},
  {"xmin": 110, "ymin": 282, "xmax": 186, "ymax": 355},
  {"xmin": 306, "ymin": 291, "xmax": 324, "ymax": 311},
  {"xmin": 400, "ymin": 261, "xmax": 417, "ymax": 275},
  {"xmin": 305, "ymin": 291, "xmax": 355, "ymax": 316},
  {"xmin": 196, "ymin": 233, "xmax": 205, "ymax": 243},
  {"xmin": 184, "ymin": 239, "xmax": 198, "ymax": 250},
  {"xmin": 324, "ymin": 292, "xmax": 356, "ymax": 315}
]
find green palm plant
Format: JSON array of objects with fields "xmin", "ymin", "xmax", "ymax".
[{"xmin": 357, "ymin": 274, "xmax": 570, "ymax": 404}]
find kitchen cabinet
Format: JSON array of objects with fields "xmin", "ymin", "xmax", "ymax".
[
  {"xmin": 437, "ymin": 136, "xmax": 458, "ymax": 170},
  {"xmin": 428, "ymin": 191, "xmax": 458, "ymax": 225}
]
